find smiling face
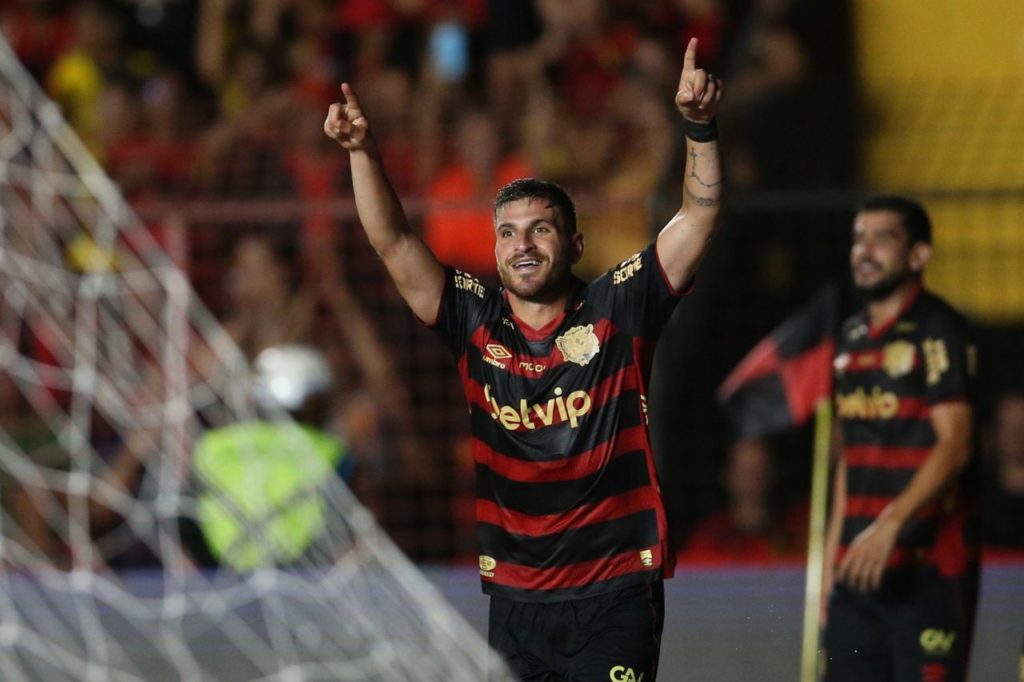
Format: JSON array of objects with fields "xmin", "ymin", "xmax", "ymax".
[
  {"xmin": 850, "ymin": 209, "xmax": 931, "ymax": 302},
  {"xmin": 494, "ymin": 197, "xmax": 583, "ymax": 302}
]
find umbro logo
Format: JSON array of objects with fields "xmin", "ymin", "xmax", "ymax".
[
  {"xmin": 486, "ymin": 344, "xmax": 512, "ymax": 360},
  {"xmin": 484, "ymin": 344, "xmax": 510, "ymax": 370}
]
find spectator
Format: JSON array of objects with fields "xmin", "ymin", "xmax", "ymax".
[
  {"xmin": 46, "ymin": 0, "xmax": 125, "ymax": 157},
  {"xmin": 538, "ymin": 0, "xmax": 635, "ymax": 121},
  {"xmin": 1, "ymin": 371, "xmax": 166, "ymax": 571},
  {"xmin": 983, "ymin": 391, "xmax": 1024, "ymax": 548},
  {"xmin": 220, "ymin": 235, "xmax": 315, "ymax": 360},
  {"xmin": 577, "ymin": 52, "xmax": 675, "ymax": 276},
  {"xmin": 422, "ymin": 109, "xmax": 532, "ymax": 277},
  {"xmin": 195, "ymin": 0, "xmax": 289, "ymax": 114},
  {"xmin": 215, "ymin": 231, "xmax": 421, "ymax": 480},
  {"xmin": 715, "ymin": 0, "xmax": 808, "ymax": 187},
  {"xmin": 282, "ymin": 97, "xmax": 350, "ymax": 242},
  {"xmin": 683, "ymin": 438, "xmax": 807, "ymax": 561},
  {"xmin": 483, "ymin": 0, "xmax": 545, "ymax": 135},
  {"xmin": 332, "ymin": 0, "xmax": 427, "ymax": 83},
  {"xmin": 0, "ymin": 0, "xmax": 75, "ymax": 82},
  {"xmin": 99, "ymin": 71, "xmax": 197, "ymax": 205},
  {"xmin": 304, "ymin": 234, "xmax": 422, "ymax": 479},
  {"xmin": 357, "ymin": 68, "xmax": 420, "ymax": 194},
  {"xmin": 186, "ymin": 344, "xmax": 351, "ymax": 571},
  {"xmin": 285, "ymin": 0, "xmax": 339, "ymax": 108},
  {"xmin": 0, "ymin": 371, "xmax": 67, "ymax": 569}
]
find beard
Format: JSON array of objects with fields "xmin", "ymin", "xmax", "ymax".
[
  {"xmin": 853, "ymin": 266, "xmax": 914, "ymax": 302},
  {"xmin": 498, "ymin": 258, "xmax": 572, "ymax": 302}
]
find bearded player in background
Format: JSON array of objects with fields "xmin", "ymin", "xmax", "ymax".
[{"xmin": 823, "ymin": 195, "xmax": 980, "ymax": 682}]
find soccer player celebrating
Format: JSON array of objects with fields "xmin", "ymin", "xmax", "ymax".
[
  {"xmin": 823, "ymin": 196, "xmax": 980, "ymax": 682},
  {"xmin": 325, "ymin": 39, "xmax": 722, "ymax": 681}
]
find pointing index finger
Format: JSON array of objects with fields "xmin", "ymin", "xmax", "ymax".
[
  {"xmin": 341, "ymin": 82, "xmax": 361, "ymax": 108},
  {"xmin": 683, "ymin": 37, "xmax": 698, "ymax": 72}
]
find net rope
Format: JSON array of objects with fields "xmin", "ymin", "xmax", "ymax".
[{"xmin": 0, "ymin": 36, "xmax": 509, "ymax": 681}]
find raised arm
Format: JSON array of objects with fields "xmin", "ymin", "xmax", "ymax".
[
  {"xmin": 656, "ymin": 38, "xmax": 724, "ymax": 292},
  {"xmin": 324, "ymin": 84, "xmax": 446, "ymax": 324}
]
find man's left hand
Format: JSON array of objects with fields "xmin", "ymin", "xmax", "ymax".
[
  {"xmin": 836, "ymin": 511, "xmax": 902, "ymax": 591},
  {"xmin": 675, "ymin": 38, "xmax": 723, "ymax": 123}
]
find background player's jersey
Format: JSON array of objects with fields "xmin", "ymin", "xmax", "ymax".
[
  {"xmin": 432, "ymin": 243, "xmax": 683, "ymax": 602},
  {"xmin": 833, "ymin": 285, "xmax": 980, "ymax": 581}
]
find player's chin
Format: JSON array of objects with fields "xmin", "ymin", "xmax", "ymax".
[
  {"xmin": 853, "ymin": 270, "xmax": 888, "ymax": 290},
  {"xmin": 507, "ymin": 277, "xmax": 548, "ymax": 299},
  {"xmin": 852, "ymin": 274, "xmax": 875, "ymax": 289},
  {"xmin": 508, "ymin": 282, "xmax": 542, "ymax": 299}
]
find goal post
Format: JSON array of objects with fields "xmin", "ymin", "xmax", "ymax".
[{"xmin": 0, "ymin": 34, "xmax": 511, "ymax": 682}]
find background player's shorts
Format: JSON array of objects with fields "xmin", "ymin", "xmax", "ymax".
[
  {"xmin": 488, "ymin": 581, "xmax": 664, "ymax": 681},
  {"xmin": 823, "ymin": 566, "xmax": 978, "ymax": 682}
]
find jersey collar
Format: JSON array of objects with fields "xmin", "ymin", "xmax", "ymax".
[
  {"xmin": 500, "ymin": 276, "xmax": 586, "ymax": 341},
  {"xmin": 866, "ymin": 281, "xmax": 923, "ymax": 339}
]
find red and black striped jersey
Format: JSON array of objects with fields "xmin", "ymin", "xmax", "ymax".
[
  {"xmin": 431, "ymin": 243, "xmax": 684, "ymax": 602},
  {"xmin": 833, "ymin": 284, "xmax": 980, "ymax": 581}
]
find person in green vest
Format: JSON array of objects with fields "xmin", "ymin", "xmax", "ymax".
[{"xmin": 190, "ymin": 344, "xmax": 351, "ymax": 571}]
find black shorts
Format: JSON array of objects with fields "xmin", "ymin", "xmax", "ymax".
[
  {"xmin": 823, "ymin": 567, "xmax": 979, "ymax": 682},
  {"xmin": 488, "ymin": 581, "xmax": 665, "ymax": 682}
]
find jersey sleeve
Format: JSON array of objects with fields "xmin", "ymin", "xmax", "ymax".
[
  {"xmin": 585, "ymin": 242, "xmax": 686, "ymax": 338},
  {"xmin": 429, "ymin": 267, "xmax": 495, "ymax": 358},
  {"xmin": 919, "ymin": 308, "xmax": 976, "ymax": 406}
]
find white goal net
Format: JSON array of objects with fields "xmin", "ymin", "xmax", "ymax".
[{"xmin": 0, "ymin": 36, "xmax": 509, "ymax": 682}]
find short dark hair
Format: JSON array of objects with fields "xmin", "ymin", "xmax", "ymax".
[
  {"xmin": 494, "ymin": 178, "xmax": 577, "ymax": 234},
  {"xmin": 856, "ymin": 194, "xmax": 932, "ymax": 245}
]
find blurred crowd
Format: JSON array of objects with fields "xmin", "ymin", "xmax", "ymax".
[
  {"xmin": 1, "ymin": 0, "xmax": 851, "ymax": 273},
  {"xmin": 1, "ymin": 0, "xmax": 1017, "ymax": 569}
]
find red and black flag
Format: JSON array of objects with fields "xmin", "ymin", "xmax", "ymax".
[{"xmin": 717, "ymin": 284, "xmax": 838, "ymax": 437}]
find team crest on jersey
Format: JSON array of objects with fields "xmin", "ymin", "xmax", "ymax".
[
  {"xmin": 479, "ymin": 555, "xmax": 496, "ymax": 578},
  {"xmin": 883, "ymin": 340, "xmax": 916, "ymax": 378},
  {"xmin": 556, "ymin": 324, "xmax": 600, "ymax": 366}
]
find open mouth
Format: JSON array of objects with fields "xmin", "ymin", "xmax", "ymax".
[
  {"xmin": 855, "ymin": 261, "xmax": 881, "ymax": 276},
  {"xmin": 512, "ymin": 259, "xmax": 541, "ymax": 271}
]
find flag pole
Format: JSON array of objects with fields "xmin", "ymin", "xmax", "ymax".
[{"xmin": 800, "ymin": 399, "xmax": 833, "ymax": 682}]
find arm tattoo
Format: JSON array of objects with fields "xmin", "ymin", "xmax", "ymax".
[
  {"xmin": 684, "ymin": 184, "xmax": 718, "ymax": 207},
  {"xmin": 687, "ymin": 148, "xmax": 722, "ymax": 189}
]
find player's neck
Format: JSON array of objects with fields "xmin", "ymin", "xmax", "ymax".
[
  {"xmin": 866, "ymin": 279, "xmax": 920, "ymax": 329},
  {"xmin": 508, "ymin": 294, "xmax": 568, "ymax": 331}
]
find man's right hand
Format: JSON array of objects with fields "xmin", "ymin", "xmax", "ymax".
[{"xmin": 324, "ymin": 83, "xmax": 371, "ymax": 151}]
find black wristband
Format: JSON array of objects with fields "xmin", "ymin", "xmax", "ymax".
[{"xmin": 683, "ymin": 117, "xmax": 718, "ymax": 142}]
